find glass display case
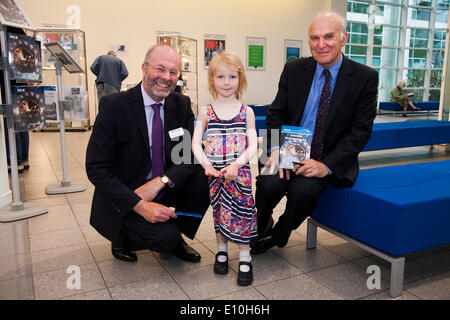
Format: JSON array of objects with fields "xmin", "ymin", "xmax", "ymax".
[
  {"xmin": 157, "ymin": 34, "xmax": 198, "ymax": 115},
  {"xmin": 34, "ymin": 28, "xmax": 89, "ymax": 130}
]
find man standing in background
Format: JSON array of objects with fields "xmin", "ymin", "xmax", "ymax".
[{"xmin": 90, "ymin": 51, "xmax": 129, "ymax": 103}]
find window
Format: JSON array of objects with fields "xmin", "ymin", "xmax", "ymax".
[
  {"xmin": 432, "ymin": 50, "xmax": 445, "ymax": 68},
  {"xmin": 346, "ymin": 0, "xmax": 448, "ymax": 103},
  {"xmin": 345, "ymin": 45, "xmax": 367, "ymax": 64},
  {"xmin": 347, "ymin": 23, "xmax": 368, "ymax": 44},
  {"xmin": 374, "ymin": 26, "xmax": 401, "ymax": 46},
  {"xmin": 434, "ymin": 30, "xmax": 446, "ymax": 48},
  {"xmin": 409, "ymin": 8, "xmax": 431, "ymax": 27},
  {"xmin": 409, "ymin": 28, "xmax": 428, "ymax": 48},
  {"xmin": 408, "ymin": 49, "xmax": 427, "ymax": 68},
  {"xmin": 409, "ymin": 0, "xmax": 431, "ymax": 7},
  {"xmin": 436, "ymin": 9, "xmax": 449, "ymax": 23},
  {"xmin": 347, "ymin": 1, "xmax": 370, "ymax": 14}
]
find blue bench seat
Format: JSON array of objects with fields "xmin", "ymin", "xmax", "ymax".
[
  {"xmin": 308, "ymin": 160, "xmax": 450, "ymax": 297},
  {"xmin": 252, "ymin": 115, "xmax": 450, "ymax": 152},
  {"xmin": 363, "ymin": 120, "xmax": 450, "ymax": 151},
  {"xmin": 248, "ymin": 104, "xmax": 269, "ymax": 116}
]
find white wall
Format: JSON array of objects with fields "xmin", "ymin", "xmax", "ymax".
[{"xmin": 18, "ymin": 0, "xmax": 341, "ymax": 122}]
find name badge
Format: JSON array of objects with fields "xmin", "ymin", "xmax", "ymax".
[{"xmin": 169, "ymin": 127, "xmax": 185, "ymax": 139}]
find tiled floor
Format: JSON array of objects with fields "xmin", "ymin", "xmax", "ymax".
[{"xmin": 1, "ymin": 112, "xmax": 449, "ymax": 300}]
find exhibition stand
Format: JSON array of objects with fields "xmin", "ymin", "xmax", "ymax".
[
  {"xmin": 44, "ymin": 42, "xmax": 86, "ymax": 195},
  {"xmin": 0, "ymin": 23, "xmax": 47, "ymax": 221}
]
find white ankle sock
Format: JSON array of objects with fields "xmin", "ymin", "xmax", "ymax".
[
  {"xmin": 239, "ymin": 249, "xmax": 251, "ymax": 272},
  {"xmin": 217, "ymin": 242, "xmax": 228, "ymax": 263}
]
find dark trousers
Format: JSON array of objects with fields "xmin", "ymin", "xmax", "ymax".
[
  {"xmin": 96, "ymin": 82, "xmax": 120, "ymax": 104},
  {"xmin": 4, "ymin": 118, "xmax": 29, "ymax": 165},
  {"xmin": 117, "ymin": 169, "xmax": 210, "ymax": 253},
  {"xmin": 255, "ymin": 173, "xmax": 330, "ymax": 247}
]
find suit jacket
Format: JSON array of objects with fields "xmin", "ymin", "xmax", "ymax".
[
  {"xmin": 265, "ymin": 55, "xmax": 379, "ymax": 187},
  {"xmin": 85, "ymin": 83, "xmax": 198, "ymax": 242}
]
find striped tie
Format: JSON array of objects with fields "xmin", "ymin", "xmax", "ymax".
[{"xmin": 311, "ymin": 69, "xmax": 331, "ymax": 161}]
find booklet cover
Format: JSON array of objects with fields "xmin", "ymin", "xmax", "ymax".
[
  {"xmin": 7, "ymin": 32, "xmax": 42, "ymax": 82},
  {"xmin": 12, "ymin": 86, "xmax": 45, "ymax": 132},
  {"xmin": 279, "ymin": 125, "xmax": 312, "ymax": 169}
]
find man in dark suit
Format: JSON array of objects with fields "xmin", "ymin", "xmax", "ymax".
[
  {"xmin": 86, "ymin": 45, "xmax": 209, "ymax": 263},
  {"xmin": 251, "ymin": 12, "xmax": 379, "ymax": 254}
]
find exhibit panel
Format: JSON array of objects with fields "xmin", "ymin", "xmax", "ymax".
[
  {"xmin": 157, "ymin": 34, "xmax": 198, "ymax": 116},
  {"xmin": 34, "ymin": 28, "xmax": 89, "ymax": 130}
]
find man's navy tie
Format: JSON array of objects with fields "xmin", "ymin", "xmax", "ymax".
[{"xmin": 311, "ymin": 69, "xmax": 331, "ymax": 161}]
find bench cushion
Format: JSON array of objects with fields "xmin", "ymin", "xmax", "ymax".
[
  {"xmin": 248, "ymin": 105, "xmax": 269, "ymax": 116},
  {"xmin": 255, "ymin": 116, "xmax": 266, "ymax": 136},
  {"xmin": 363, "ymin": 120, "xmax": 450, "ymax": 151},
  {"xmin": 379, "ymin": 101, "xmax": 439, "ymax": 111},
  {"xmin": 312, "ymin": 161, "xmax": 450, "ymax": 256}
]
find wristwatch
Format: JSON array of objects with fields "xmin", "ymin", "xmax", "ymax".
[{"xmin": 160, "ymin": 175, "xmax": 174, "ymax": 188}]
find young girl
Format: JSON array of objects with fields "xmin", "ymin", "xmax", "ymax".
[{"xmin": 192, "ymin": 52, "xmax": 258, "ymax": 286}]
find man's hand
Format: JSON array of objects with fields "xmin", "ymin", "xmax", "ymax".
[
  {"xmin": 261, "ymin": 148, "xmax": 295, "ymax": 180},
  {"xmin": 133, "ymin": 200, "xmax": 176, "ymax": 223},
  {"xmin": 134, "ymin": 177, "xmax": 165, "ymax": 202},
  {"xmin": 292, "ymin": 159, "xmax": 329, "ymax": 178},
  {"xmin": 261, "ymin": 149, "xmax": 280, "ymax": 176}
]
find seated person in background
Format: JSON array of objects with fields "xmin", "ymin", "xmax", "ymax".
[{"xmin": 390, "ymin": 80, "xmax": 420, "ymax": 117}]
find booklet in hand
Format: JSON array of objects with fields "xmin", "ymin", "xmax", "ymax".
[{"xmin": 279, "ymin": 125, "xmax": 313, "ymax": 169}]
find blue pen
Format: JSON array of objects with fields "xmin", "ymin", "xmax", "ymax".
[{"xmin": 175, "ymin": 212, "xmax": 203, "ymax": 218}]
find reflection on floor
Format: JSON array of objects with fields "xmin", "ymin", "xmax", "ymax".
[{"xmin": 0, "ymin": 113, "xmax": 449, "ymax": 300}]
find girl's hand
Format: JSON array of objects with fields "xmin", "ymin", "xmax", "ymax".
[
  {"xmin": 220, "ymin": 164, "xmax": 239, "ymax": 180},
  {"xmin": 205, "ymin": 165, "xmax": 220, "ymax": 178}
]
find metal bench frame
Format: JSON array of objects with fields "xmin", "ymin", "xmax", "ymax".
[{"xmin": 306, "ymin": 217, "xmax": 405, "ymax": 298}]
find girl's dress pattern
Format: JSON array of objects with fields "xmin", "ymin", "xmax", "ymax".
[{"xmin": 205, "ymin": 104, "xmax": 257, "ymax": 244}]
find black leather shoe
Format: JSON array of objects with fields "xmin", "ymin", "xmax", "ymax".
[
  {"xmin": 263, "ymin": 217, "xmax": 274, "ymax": 236},
  {"xmin": 172, "ymin": 238, "xmax": 201, "ymax": 262},
  {"xmin": 111, "ymin": 245, "xmax": 137, "ymax": 262},
  {"xmin": 237, "ymin": 261, "xmax": 253, "ymax": 286},
  {"xmin": 214, "ymin": 251, "xmax": 228, "ymax": 274},
  {"xmin": 250, "ymin": 234, "xmax": 275, "ymax": 255}
]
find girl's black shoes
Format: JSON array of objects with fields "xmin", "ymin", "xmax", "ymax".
[
  {"xmin": 214, "ymin": 251, "xmax": 228, "ymax": 274},
  {"xmin": 237, "ymin": 261, "xmax": 253, "ymax": 286}
]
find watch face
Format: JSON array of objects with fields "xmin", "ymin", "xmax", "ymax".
[{"xmin": 161, "ymin": 176, "xmax": 168, "ymax": 184}]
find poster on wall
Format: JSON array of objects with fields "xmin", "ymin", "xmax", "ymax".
[
  {"xmin": 7, "ymin": 32, "xmax": 42, "ymax": 82},
  {"xmin": 63, "ymin": 85, "xmax": 87, "ymax": 120},
  {"xmin": 12, "ymin": 86, "xmax": 46, "ymax": 132},
  {"xmin": 204, "ymin": 34, "xmax": 226, "ymax": 68},
  {"xmin": 59, "ymin": 32, "xmax": 76, "ymax": 50},
  {"xmin": 246, "ymin": 37, "xmax": 266, "ymax": 71},
  {"xmin": 0, "ymin": 0, "xmax": 34, "ymax": 30},
  {"xmin": 285, "ymin": 39, "xmax": 302, "ymax": 63}
]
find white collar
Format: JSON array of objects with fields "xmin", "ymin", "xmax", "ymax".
[{"xmin": 140, "ymin": 83, "xmax": 165, "ymax": 107}]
